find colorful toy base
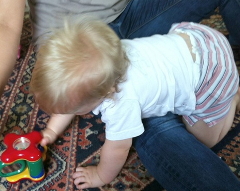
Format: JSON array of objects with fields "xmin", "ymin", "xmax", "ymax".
[
  {"xmin": 1, "ymin": 131, "xmax": 43, "ymax": 163},
  {"xmin": 6, "ymin": 166, "xmax": 45, "ymax": 183},
  {"xmin": 5, "ymin": 145, "xmax": 47, "ymax": 183},
  {"xmin": 0, "ymin": 131, "xmax": 47, "ymax": 183}
]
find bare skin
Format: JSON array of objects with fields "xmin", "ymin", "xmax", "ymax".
[
  {"xmin": 183, "ymin": 88, "xmax": 240, "ymax": 148},
  {"xmin": 39, "ymin": 90, "xmax": 132, "ymax": 189},
  {"xmin": 178, "ymin": 32, "xmax": 240, "ymax": 148},
  {"xmin": 39, "ymin": 33, "xmax": 239, "ymax": 189},
  {"xmin": 0, "ymin": 0, "xmax": 25, "ymax": 96},
  {"xmin": 1, "ymin": 2, "xmax": 131, "ymax": 187},
  {"xmin": 41, "ymin": 113, "xmax": 132, "ymax": 189},
  {"xmin": 40, "ymin": 114, "xmax": 75, "ymax": 146},
  {"xmin": 73, "ymin": 138, "xmax": 132, "ymax": 189}
]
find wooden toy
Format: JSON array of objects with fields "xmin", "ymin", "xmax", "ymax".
[{"xmin": 0, "ymin": 131, "xmax": 47, "ymax": 183}]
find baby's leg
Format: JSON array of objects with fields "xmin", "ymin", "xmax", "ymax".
[{"xmin": 183, "ymin": 87, "xmax": 240, "ymax": 148}]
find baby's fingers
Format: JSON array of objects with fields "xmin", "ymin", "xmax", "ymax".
[
  {"xmin": 75, "ymin": 167, "xmax": 85, "ymax": 172},
  {"xmin": 40, "ymin": 128, "xmax": 58, "ymax": 145},
  {"xmin": 73, "ymin": 170, "xmax": 84, "ymax": 179},
  {"xmin": 73, "ymin": 171, "xmax": 91, "ymax": 190},
  {"xmin": 76, "ymin": 182, "xmax": 91, "ymax": 190},
  {"xmin": 73, "ymin": 165, "xmax": 105, "ymax": 188},
  {"xmin": 40, "ymin": 137, "xmax": 50, "ymax": 146},
  {"xmin": 74, "ymin": 175, "xmax": 88, "ymax": 189}
]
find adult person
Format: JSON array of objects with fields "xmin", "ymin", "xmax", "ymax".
[{"xmin": 0, "ymin": 0, "xmax": 240, "ymax": 190}]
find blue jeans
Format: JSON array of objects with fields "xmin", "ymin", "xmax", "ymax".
[
  {"xmin": 109, "ymin": 1, "xmax": 240, "ymax": 190},
  {"xmin": 134, "ymin": 113, "xmax": 240, "ymax": 191},
  {"xmin": 109, "ymin": 0, "xmax": 240, "ymax": 45}
]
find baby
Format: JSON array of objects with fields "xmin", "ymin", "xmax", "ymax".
[{"xmin": 30, "ymin": 17, "xmax": 239, "ymax": 189}]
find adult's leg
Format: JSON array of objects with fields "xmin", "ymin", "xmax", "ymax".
[
  {"xmin": 109, "ymin": 0, "xmax": 240, "ymax": 45},
  {"xmin": 133, "ymin": 113, "xmax": 240, "ymax": 191},
  {"xmin": 219, "ymin": 0, "xmax": 240, "ymax": 45}
]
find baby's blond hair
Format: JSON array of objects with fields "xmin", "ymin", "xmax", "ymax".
[{"xmin": 30, "ymin": 16, "xmax": 128, "ymax": 114}]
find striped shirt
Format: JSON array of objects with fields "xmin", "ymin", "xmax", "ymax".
[{"xmin": 170, "ymin": 22, "xmax": 239, "ymax": 127}]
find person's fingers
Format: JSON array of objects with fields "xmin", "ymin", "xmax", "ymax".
[
  {"xmin": 73, "ymin": 171, "xmax": 84, "ymax": 179},
  {"xmin": 40, "ymin": 137, "xmax": 49, "ymax": 146},
  {"xmin": 75, "ymin": 167, "xmax": 85, "ymax": 172},
  {"xmin": 41, "ymin": 128, "xmax": 58, "ymax": 144},
  {"xmin": 77, "ymin": 182, "xmax": 90, "ymax": 190},
  {"xmin": 74, "ymin": 175, "xmax": 87, "ymax": 186}
]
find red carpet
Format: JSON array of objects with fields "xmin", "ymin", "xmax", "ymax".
[{"xmin": 0, "ymin": 11, "xmax": 239, "ymax": 191}]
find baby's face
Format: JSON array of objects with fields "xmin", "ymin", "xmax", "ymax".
[{"xmin": 74, "ymin": 98, "xmax": 103, "ymax": 115}]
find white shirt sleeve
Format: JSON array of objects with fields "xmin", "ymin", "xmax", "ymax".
[{"xmin": 97, "ymin": 99, "xmax": 144, "ymax": 141}]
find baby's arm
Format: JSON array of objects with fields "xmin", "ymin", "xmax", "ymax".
[
  {"xmin": 41, "ymin": 114, "xmax": 75, "ymax": 146},
  {"xmin": 73, "ymin": 138, "xmax": 132, "ymax": 189}
]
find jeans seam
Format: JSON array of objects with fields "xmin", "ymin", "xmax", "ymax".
[
  {"xmin": 140, "ymin": 141, "xmax": 198, "ymax": 191},
  {"xmin": 126, "ymin": 0, "xmax": 182, "ymax": 38}
]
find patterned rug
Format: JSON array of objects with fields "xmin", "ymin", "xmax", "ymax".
[{"xmin": 0, "ymin": 11, "xmax": 240, "ymax": 191}]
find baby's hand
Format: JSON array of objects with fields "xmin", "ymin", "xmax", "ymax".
[
  {"xmin": 40, "ymin": 128, "xmax": 58, "ymax": 146},
  {"xmin": 73, "ymin": 166, "xmax": 105, "ymax": 190}
]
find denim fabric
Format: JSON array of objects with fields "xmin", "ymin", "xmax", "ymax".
[
  {"xmin": 219, "ymin": 0, "xmax": 240, "ymax": 45},
  {"xmin": 108, "ymin": 1, "xmax": 240, "ymax": 190},
  {"xmin": 109, "ymin": 0, "xmax": 240, "ymax": 45},
  {"xmin": 133, "ymin": 113, "xmax": 240, "ymax": 191}
]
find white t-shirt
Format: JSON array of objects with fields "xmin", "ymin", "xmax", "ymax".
[{"xmin": 93, "ymin": 33, "xmax": 200, "ymax": 141}]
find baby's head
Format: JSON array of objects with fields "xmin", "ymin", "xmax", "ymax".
[{"xmin": 30, "ymin": 16, "xmax": 128, "ymax": 114}]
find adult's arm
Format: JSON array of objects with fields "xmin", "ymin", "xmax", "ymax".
[{"xmin": 0, "ymin": 0, "xmax": 26, "ymax": 96}]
